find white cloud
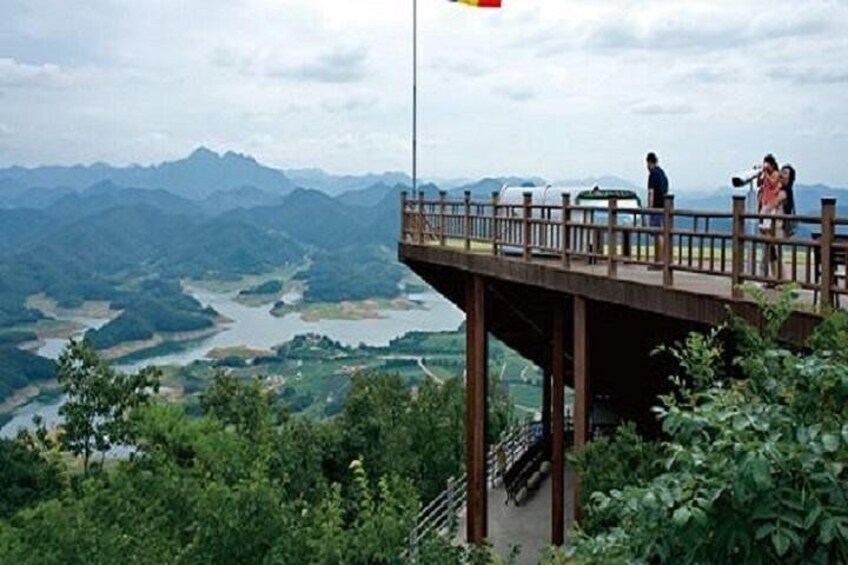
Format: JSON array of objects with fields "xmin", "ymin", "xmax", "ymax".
[
  {"xmin": 768, "ymin": 66, "xmax": 848, "ymax": 85},
  {"xmin": 494, "ymin": 84, "xmax": 536, "ymax": 102},
  {"xmin": 0, "ymin": 0, "xmax": 846, "ymax": 190},
  {"xmin": 321, "ymin": 94, "xmax": 379, "ymax": 114},
  {"xmin": 275, "ymin": 46, "xmax": 370, "ymax": 83},
  {"xmin": 631, "ymin": 101, "xmax": 696, "ymax": 116},
  {"xmin": 0, "ymin": 57, "xmax": 69, "ymax": 88}
]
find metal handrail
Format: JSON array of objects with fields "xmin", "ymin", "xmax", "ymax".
[{"xmin": 405, "ymin": 421, "xmax": 536, "ymax": 562}]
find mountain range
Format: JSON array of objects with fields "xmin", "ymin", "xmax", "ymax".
[
  {"xmin": 0, "ymin": 147, "xmax": 293, "ymax": 201},
  {"xmin": 3, "ymin": 147, "xmax": 847, "ymax": 218},
  {"xmin": 1, "ymin": 147, "xmax": 847, "ymax": 398}
]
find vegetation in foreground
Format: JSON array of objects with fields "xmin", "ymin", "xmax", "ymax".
[
  {"xmin": 4, "ymin": 293, "xmax": 845, "ymax": 563},
  {"xmin": 0, "ymin": 339, "xmax": 515, "ymax": 564},
  {"xmin": 555, "ymin": 292, "xmax": 848, "ymax": 564}
]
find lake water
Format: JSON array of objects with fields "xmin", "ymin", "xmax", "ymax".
[{"xmin": 1, "ymin": 289, "xmax": 462, "ymax": 437}]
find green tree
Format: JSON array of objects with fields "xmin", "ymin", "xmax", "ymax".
[
  {"xmin": 0, "ymin": 438, "xmax": 63, "ymax": 519},
  {"xmin": 410, "ymin": 377, "xmax": 465, "ymax": 500},
  {"xmin": 566, "ymin": 300, "xmax": 848, "ymax": 564},
  {"xmin": 488, "ymin": 370, "xmax": 517, "ymax": 444},
  {"xmin": 200, "ymin": 370, "xmax": 272, "ymax": 440},
  {"xmin": 339, "ymin": 373, "xmax": 415, "ymax": 483},
  {"xmin": 57, "ymin": 339, "xmax": 159, "ymax": 474}
]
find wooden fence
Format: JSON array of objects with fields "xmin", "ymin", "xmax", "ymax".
[{"xmin": 400, "ymin": 190, "xmax": 848, "ymax": 309}]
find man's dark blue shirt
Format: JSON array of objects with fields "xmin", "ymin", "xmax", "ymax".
[{"xmin": 648, "ymin": 166, "xmax": 669, "ymax": 208}]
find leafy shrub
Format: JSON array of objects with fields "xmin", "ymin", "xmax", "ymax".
[
  {"xmin": 568, "ymin": 422, "xmax": 663, "ymax": 533},
  {"xmin": 568, "ymin": 298, "xmax": 848, "ymax": 564}
]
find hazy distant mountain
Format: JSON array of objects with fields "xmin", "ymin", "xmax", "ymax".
[
  {"xmin": 0, "ymin": 178, "xmax": 73, "ymax": 209},
  {"xmin": 286, "ymin": 168, "xmax": 411, "ymax": 196},
  {"xmin": 448, "ymin": 177, "xmax": 545, "ymax": 198},
  {"xmin": 336, "ymin": 182, "xmax": 400, "ymax": 207},
  {"xmin": 554, "ymin": 175, "xmax": 639, "ymax": 190},
  {"xmin": 200, "ymin": 186, "xmax": 286, "ymax": 216},
  {"xmin": 223, "ymin": 188, "xmax": 370, "ymax": 248},
  {"xmin": 675, "ymin": 183, "xmax": 848, "ymax": 214},
  {"xmin": 422, "ymin": 176, "xmax": 475, "ymax": 191},
  {"xmin": 0, "ymin": 147, "xmax": 294, "ymax": 201},
  {"xmin": 47, "ymin": 181, "xmax": 200, "ymax": 219}
]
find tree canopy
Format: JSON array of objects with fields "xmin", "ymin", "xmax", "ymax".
[{"xmin": 559, "ymin": 295, "xmax": 848, "ymax": 564}]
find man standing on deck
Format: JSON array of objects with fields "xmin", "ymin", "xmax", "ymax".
[{"xmin": 646, "ymin": 152, "xmax": 669, "ymax": 270}]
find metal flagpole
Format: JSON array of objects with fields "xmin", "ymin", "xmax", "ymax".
[{"xmin": 412, "ymin": 0, "xmax": 418, "ymax": 199}]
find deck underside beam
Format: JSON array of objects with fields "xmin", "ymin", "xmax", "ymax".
[{"xmin": 465, "ymin": 274, "xmax": 488, "ymax": 544}]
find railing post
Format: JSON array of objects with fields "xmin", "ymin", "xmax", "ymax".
[
  {"xmin": 731, "ymin": 195, "xmax": 745, "ymax": 299},
  {"xmin": 820, "ymin": 198, "xmax": 836, "ymax": 310},
  {"xmin": 464, "ymin": 190, "xmax": 472, "ymax": 251},
  {"xmin": 607, "ymin": 199, "xmax": 618, "ymax": 278},
  {"xmin": 408, "ymin": 525, "xmax": 419, "ymax": 564},
  {"xmin": 417, "ymin": 191, "xmax": 425, "ymax": 244},
  {"xmin": 446, "ymin": 476, "xmax": 456, "ymax": 526},
  {"xmin": 663, "ymin": 194, "xmax": 674, "ymax": 287},
  {"xmin": 491, "ymin": 191, "xmax": 500, "ymax": 256},
  {"xmin": 523, "ymin": 192, "xmax": 532, "ymax": 261},
  {"xmin": 438, "ymin": 190, "xmax": 447, "ymax": 246},
  {"xmin": 400, "ymin": 190, "xmax": 408, "ymax": 242},
  {"xmin": 562, "ymin": 193, "xmax": 571, "ymax": 269}
]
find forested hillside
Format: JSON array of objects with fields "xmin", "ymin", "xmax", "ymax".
[
  {"xmin": 0, "ymin": 340, "xmax": 515, "ymax": 563},
  {"xmin": 0, "ymin": 175, "xmax": 403, "ymax": 352}
]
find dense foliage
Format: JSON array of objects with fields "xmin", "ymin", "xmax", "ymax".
[
  {"xmin": 56, "ymin": 340, "xmax": 161, "ymax": 474},
  {"xmin": 296, "ymin": 246, "xmax": 405, "ymax": 303},
  {"xmin": 568, "ymin": 422, "xmax": 663, "ymax": 534},
  {"xmin": 0, "ymin": 342, "xmax": 516, "ymax": 563},
  {"xmin": 0, "ymin": 347, "xmax": 56, "ymax": 404},
  {"xmin": 560, "ymin": 297, "xmax": 848, "ymax": 564},
  {"xmin": 238, "ymin": 279, "xmax": 283, "ymax": 296},
  {"xmin": 0, "ymin": 439, "xmax": 62, "ymax": 520},
  {"xmin": 0, "ymin": 331, "xmax": 38, "ymax": 347},
  {"xmin": 0, "ymin": 297, "xmax": 42, "ymax": 331}
]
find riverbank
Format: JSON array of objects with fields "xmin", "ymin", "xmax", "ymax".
[
  {"xmin": 271, "ymin": 296, "xmax": 425, "ymax": 321},
  {"xmin": 1, "ymin": 290, "xmax": 467, "ymax": 436},
  {"xmin": 99, "ymin": 323, "xmax": 226, "ymax": 361},
  {"xmin": 10, "ymin": 294, "xmax": 117, "ymax": 353},
  {"xmin": 205, "ymin": 346, "xmax": 275, "ymax": 360},
  {"xmin": 0, "ymin": 382, "xmax": 62, "ymax": 432}
]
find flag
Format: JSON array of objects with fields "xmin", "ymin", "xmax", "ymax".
[{"xmin": 450, "ymin": 0, "xmax": 502, "ymax": 7}]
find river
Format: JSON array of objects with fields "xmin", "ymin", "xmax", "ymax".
[{"xmin": 1, "ymin": 289, "xmax": 462, "ymax": 437}]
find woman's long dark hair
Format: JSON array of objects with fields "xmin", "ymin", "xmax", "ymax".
[
  {"xmin": 782, "ymin": 164, "xmax": 796, "ymax": 215},
  {"xmin": 763, "ymin": 153, "xmax": 779, "ymax": 172}
]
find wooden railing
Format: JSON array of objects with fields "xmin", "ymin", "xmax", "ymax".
[{"xmin": 401, "ymin": 190, "xmax": 848, "ymax": 309}]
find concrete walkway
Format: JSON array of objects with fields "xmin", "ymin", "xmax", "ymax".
[{"xmin": 457, "ymin": 465, "xmax": 577, "ymax": 565}]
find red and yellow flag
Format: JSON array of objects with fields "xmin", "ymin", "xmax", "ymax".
[{"xmin": 450, "ymin": 0, "xmax": 502, "ymax": 7}]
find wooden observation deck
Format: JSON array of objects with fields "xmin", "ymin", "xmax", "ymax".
[{"xmin": 398, "ymin": 189, "xmax": 846, "ymax": 549}]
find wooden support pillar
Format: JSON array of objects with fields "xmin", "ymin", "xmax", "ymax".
[
  {"xmin": 731, "ymin": 196, "xmax": 745, "ymax": 299},
  {"xmin": 464, "ymin": 191, "xmax": 472, "ymax": 251},
  {"xmin": 523, "ymin": 192, "xmax": 533, "ymax": 261},
  {"xmin": 542, "ymin": 371, "xmax": 551, "ymax": 446},
  {"xmin": 491, "ymin": 191, "xmax": 500, "ymax": 256},
  {"xmin": 400, "ymin": 191, "xmax": 408, "ymax": 242},
  {"xmin": 551, "ymin": 306, "xmax": 565, "ymax": 546},
  {"xmin": 438, "ymin": 190, "xmax": 447, "ymax": 246},
  {"xmin": 572, "ymin": 295, "xmax": 589, "ymax": 522},
  {"xmin": 607, "ymin": 199, "xmax": 618, "ymax": 278},
  {"xmin": 465, "ymin": 275, "xmax": 488, "ymax": 544},
  {"xmin": 820, "ymin": 198, "xmax": 836, "ymax": 310},
  {"xmin": 561, "ymin": 193, "xmax": 571, "ymax": 269},
  {"xmin": 663, "ymin": 195, "xmax": 675, "ymax": 287}
]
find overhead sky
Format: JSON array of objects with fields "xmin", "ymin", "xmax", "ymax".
[{"xmin": 1, "ymin": 0, "xmax": 847, "ymax": 191}]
